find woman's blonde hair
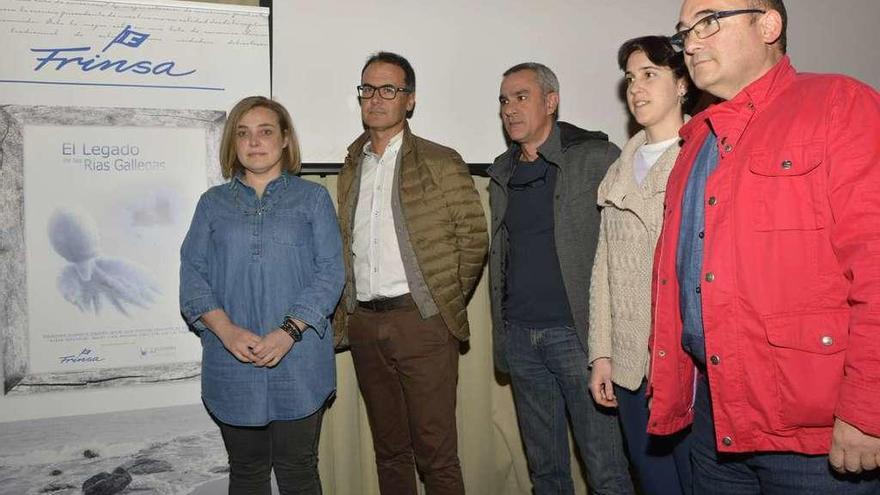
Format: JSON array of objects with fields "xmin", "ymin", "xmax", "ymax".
[{"xmin": 219, "ymin": 96, "xmax": 301, "ymax": 179}]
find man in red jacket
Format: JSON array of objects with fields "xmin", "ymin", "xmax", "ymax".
[{"xmin": 647, "ymin": 0, "xmax": 880, "ymax": 492}]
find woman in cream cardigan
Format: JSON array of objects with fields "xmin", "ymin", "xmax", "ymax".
[{"xmin": 588, "ymin": 36, "xmax": 695, "ymax": 495}]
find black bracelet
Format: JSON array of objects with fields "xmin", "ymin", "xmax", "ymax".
[{"xmin": 280, "ymin": 317, "xmax": 303, "ymax": 342}]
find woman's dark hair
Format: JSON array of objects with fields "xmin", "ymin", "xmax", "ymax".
[
  {"xmin": 618, "ymin": 35, "xmax": 687, "ymax": 80},
  {"xmin": 618, "ymin": 35, "xmax": 698, "ymax": 113}
]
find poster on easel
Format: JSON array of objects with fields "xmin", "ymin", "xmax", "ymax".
[
  {"xmin": 0, "ymin": 0, "xmax": 268, "ymax": 415},
  {"xmin": 0, "ymin": 1, "xmax": 270, "ymax": 492},
  {"xmin": 1, "ymin": 105, "xmax": 223, "ymax": 394}
]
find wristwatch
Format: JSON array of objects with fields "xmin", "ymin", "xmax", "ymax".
[{"xmin": 280, "ymin": 317, "xmax": 304, "ymax": 342}]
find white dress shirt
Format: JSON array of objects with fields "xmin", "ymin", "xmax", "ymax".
[{"xmin": 352, "ymin": 131, "xmax": 410, "ymax": 301}]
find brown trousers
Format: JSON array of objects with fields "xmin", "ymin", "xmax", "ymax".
[{"xmin": 349, "ymin": 302, "xmax": 464, "ymax": 495}]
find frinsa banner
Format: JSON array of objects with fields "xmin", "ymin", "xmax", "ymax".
[{"xmin": 0, "ymin": 0, "xmax": 269, "ymax": 417}]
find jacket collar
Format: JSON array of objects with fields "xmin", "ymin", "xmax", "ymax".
[
  {"xmin": 597, "ymin": 130, "xmax": 679, "ymax": 209},
  {"xmin": 536, "ymin": 121, "xmax": 566, "ymax": 165},
  {"xmin": 488, "ymin": 121, "xmax": 608, "ymax": 184},
  {"xmin": 680, "ymin": 55, "xmax": 796, "ymax": 142},
  {"xmin": 738, "ymin": 54, "xmax": 795, "ymax": 113},
  {"xmin": 487, "ymin": 124, "xmax": 560, "ymax": 185},
  {"xmin": 347, "ymin": 122, "xmax": 415, "ymax": 161},
  {"xmin": 597, "ymin": 130, "xmax": 648, "ymax": 207}
]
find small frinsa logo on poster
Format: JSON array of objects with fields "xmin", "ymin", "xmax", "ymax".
[{"xmin": 58, "ymin": 347, "xmax": 104, "ymax": 365}]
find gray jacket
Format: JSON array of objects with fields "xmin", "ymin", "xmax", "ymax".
[{"xmin": 488, "ymin": 121, "xmax": 620, "ymax": 373}]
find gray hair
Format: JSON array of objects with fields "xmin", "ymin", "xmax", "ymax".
[{"xmin": 503, "ymin": 62, "xmax": 560, "ymax": 96}]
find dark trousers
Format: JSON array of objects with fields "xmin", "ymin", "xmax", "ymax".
[
  {"xmin": 691, "ymin": 374, "xmax": 879, "ymax": 494},
  {"xmin": 615, "ymin": 381, "xmax": 692, "ymax": 495},
  {"xmin": 217, "ymin": 409, "xmax": 324, "ymax": 495},
  {"xmin": 349, "ymin": 304, "xmax": 464, "ymax": 495}
]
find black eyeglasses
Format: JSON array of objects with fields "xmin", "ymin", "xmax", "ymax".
[
  {"xmin": 508, "ymin": 164, "xmax": 550, "ymax": 191},
  {"xmin": 357, "ymin": 84, "xmax": 412, "ymax": 100},
  {"xmin": 670, "ymin": 9, "xmax": 765, "ymax": 52}
]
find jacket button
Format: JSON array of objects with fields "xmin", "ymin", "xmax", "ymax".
[
  {"xmin": 821, "ymin": 336, "xmax": 833, "ymax": 346},
  {"xmin": 661, "ymin": 279, "xmax": 667, "ymax": 285},
  {"xmin": 707, "ymin": 196, "xmax": 717, "ymax": 206},
  {"xmin": 722, "ymin": 436, "xmax": 733, "ymax": 446},
  {"xmin": 723, "ymin": 144, "xmax": 733, "ymax": 153},
  {"xmin": 658, "ymin": 350, "xmax": 667, "ymax": 357},
  {"xmin": 781, "ymin": 160, "xmax": 793, "ymax": 170},
  {"xmin": 705, "ymin": 272, "xmax": 715, "ymax": 282},
  {"xmin": 710, "ymin": 354, "xmax": 721, "ymax": 365}
]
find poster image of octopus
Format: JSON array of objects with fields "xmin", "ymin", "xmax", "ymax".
[
  {"xmin": 0, "ymin": 105, "xmax": 225, "ymax": 394},
  {"xmin": 48, "ymin": 206, "xmax": 162, "ymax": 317}
]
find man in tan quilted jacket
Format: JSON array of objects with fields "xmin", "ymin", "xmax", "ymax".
[{"xmin": 334, "ymin": 51, "xmax": 488, "ymax": 495}]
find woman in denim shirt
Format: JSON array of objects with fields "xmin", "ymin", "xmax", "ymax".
[{"xmin": 180, "ymin": 96, "xmax": 344, "ymax": 495}]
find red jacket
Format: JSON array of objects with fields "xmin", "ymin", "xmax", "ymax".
[{"xmin": 647, "ymin": 56, "xmax": 880, "ymax": 454}]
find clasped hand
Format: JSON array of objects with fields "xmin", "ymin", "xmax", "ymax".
[{"xmin": 218, "ymin": 325, "xmax": 295, "ymax": 368}]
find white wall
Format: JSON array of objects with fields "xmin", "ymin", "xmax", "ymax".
[
  {"xmin": 274, "ymin": 0, "xmax": 879, "ymax": 162},
  {"xmin": 788, "ymin": 0, "xmax": 880, "ymax": 87}
]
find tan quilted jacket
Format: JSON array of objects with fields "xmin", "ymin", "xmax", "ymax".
[
  {"xmin": 334, "ymin": 125, "xmax": 488, "ymax": 347},
  {"xmin": 588, "ymin": 130, "xmax": 679, "ymax": 390}
]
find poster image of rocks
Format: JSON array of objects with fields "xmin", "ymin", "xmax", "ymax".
[
  {"xmin": 0, "ymin": 404, "xmax": 231, "ymax": 495},
  {"xmin": 0, "ymin": 105, "xmax": 225, "ymax": 395}
]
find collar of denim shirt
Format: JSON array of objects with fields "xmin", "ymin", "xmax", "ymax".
[
  {"xmin": 229, "ymin": 170, "xmax": 291, "ymax": 192},
  {"xmin": 228, "ymin": 171, "xmax": 292, "ymax": 214}
]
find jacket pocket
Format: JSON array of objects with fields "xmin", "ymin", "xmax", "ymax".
[
  {"xmin": 763, "ymin": 309, "xmax": 848, "ymax": 428},
  {"xmin": 748, "ymin": 142, "xmax": 825, "ymax": 231}
]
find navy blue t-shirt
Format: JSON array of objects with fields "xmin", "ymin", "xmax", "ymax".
[{"xmin": 503, "ymin": 156, "xmax": 573, "ymax": 327}]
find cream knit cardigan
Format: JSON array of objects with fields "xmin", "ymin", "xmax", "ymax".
[{"xmin": 588, "ymin": 129, "xmax": 680, "ymax": 391}]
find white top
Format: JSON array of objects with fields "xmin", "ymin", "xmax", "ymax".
[
  {"xmin": 352, "ymin": 131, "xmax": 410, "ymax": 301},
  {"xmin": 633, "ymin": 136, "xmax": 679, "ymax": 186}
]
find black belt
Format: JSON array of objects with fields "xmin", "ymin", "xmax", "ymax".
[{"xmin": 357, "ymin": 293, "xmax": 414, "ymax": 312}]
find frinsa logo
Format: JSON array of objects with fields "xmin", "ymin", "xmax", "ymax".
[
  {"xmin": 31, "ymin": 25, "xmax": 196, "ymax": 78},
  {"xmin": 59, "ymin": 348, "xmax": 104, "ymax": 365}
]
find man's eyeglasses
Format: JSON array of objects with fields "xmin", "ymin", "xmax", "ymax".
[
  {"xmin": 357, "ymin": 84, "xmax": 412, "ymax": 100},
  {"xmin": 670, "ymin": 9, "xmax": 765, "ymax": 52}
]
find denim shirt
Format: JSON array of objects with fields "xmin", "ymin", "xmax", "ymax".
[
  {"xmin": 179, "ymin": 172, "xmax": 345, "ymax": 426},
  {"xmin": 676, "ymin": 132, "xmax": 718, "ymax": 366}
]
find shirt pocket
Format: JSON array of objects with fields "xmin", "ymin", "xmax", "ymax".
[
  {"xmin": 201, "ymin": 331, "xmax": 247, "ymax": 381},
  {"xmin": 270, "ymin": 207, "xmax": 310, "ymax": 247},
  {"xmin": 747, "ymin": 141, "xmax": 825, "ymax": 232},
  {"xmin": 763, "ymin": 309, "xmax": 848, "ymax": 429}
]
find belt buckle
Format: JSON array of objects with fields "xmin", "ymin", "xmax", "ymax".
[
  {"xmin": 360, "ymin": 294, "xmax": 408, "ymax": 312},
  {"xmin": 374, "ymin": 297, "xmax": 394, "ymax": 311},
  {"xmin": 360, "ymin": 298, "xmax": 385, "ymax": 312}
]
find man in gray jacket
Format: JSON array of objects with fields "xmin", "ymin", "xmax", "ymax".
[{"xmin": 488, "ymin": 62, "xmax": 634, "ymax": 495}]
